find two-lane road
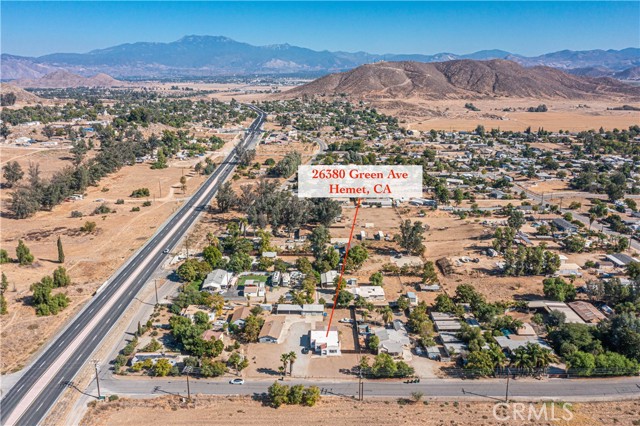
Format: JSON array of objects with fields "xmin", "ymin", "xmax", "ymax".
[{"xmin": 0, "ymin": 106, "xmax": 266, "ymax": 426}]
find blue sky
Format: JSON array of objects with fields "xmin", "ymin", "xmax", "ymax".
[{"xmin": 2, "ymin": 1, "xmax": 639, "ymax": 57}]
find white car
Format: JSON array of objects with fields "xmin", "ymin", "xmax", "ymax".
[
  {"xmin": 338, "ymin": 318, "xmax": 353, "ymax": 324},
  {"xmin": 229, "ymin": 378, "xmax": 245, "ymax": 385},
  {"xmin": 162, "ymin": 249, "xmax": 170, "ymax": 254}
]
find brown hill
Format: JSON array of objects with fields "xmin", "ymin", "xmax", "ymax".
[
  {"xmin": 13, "ymin": 70, "xmax": 121, "ymax": 88},
  {"xmin": 0, "ymin": 83, "xmax": 42, "ymax": 104},
  {"xmin": 284, "ymin": 60, "xmax": 640, "ymax": 100}
]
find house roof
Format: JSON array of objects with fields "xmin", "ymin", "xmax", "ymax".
[
  {"xmin": 309, "ymin": 329, "xmax": 340, "ymax": 347},
  {"xmin": 203, "ymin": 269, "xmax": 232, "ymax": 289},
  {"xmin": 259, "ymin": 317, "xmax": 285, "ymax": 340},
  {"xmin": 568, "ymin": 301, "xmax": 606, "ymax": 323},
  {"xmin": 605, "ymin": 253, "xmax": 638, "ymax": 267},
  {"xmin": 230, "ymin": 306, "xmax": 252, "ymax": 323}
]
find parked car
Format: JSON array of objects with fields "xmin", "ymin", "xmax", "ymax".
[
  {"xmin": 229, "ymin": 378, "xmax": 245, "ymax": 385},
  {"xmin": 339, "ymin": 318, "xmax": 353, "ymax": 324}
]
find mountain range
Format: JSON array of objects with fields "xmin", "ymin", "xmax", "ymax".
[
  {"xmin": 1, "ymin": 35, "xmax": 639, "ymax": 80},
  {"xmin": 285, "ymin": 60, "xmax": 640, "ymax": 100}
]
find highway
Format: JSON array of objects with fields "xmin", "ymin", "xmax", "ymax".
[
  {"xmin": 95, "ymin": 375, "xmax": 640, "ymax": 402},
  {"xmin": 0, "ymin": 106, "xmax": 266, "ymax": 426}
]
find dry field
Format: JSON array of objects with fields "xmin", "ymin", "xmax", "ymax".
[
  {"xmin": 0, "ymin": 135, "xmax": 238, "ymax": 373},
  {"xmin": 370, "ymin": 98, "xmax": 639, "ymax": 132},
  {"xmin": 79, "ymin": 395, "xmax": 640, "ymax": 426}
]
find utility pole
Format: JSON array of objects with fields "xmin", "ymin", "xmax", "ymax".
[
  {"xmin": 358, "ymin": 370, "xmax": 364, "ymax": 401},
  {"xmin": 154, "ymin": 279, "xmax": 159, "ymax": 305},
  {"xmin": 92, "ymin": 360, "xmax": 102, "ymax": 400},
  {"xmin": 505, "ymin": 367, "xmax": 510, "ymax": 403},
  {"xmin": 183, "ymin": 366, "xmax": 193, "ymax": 402},
  {"xmin": 158, "ymin": 179, "xmax": 162, "ymax": 199}
]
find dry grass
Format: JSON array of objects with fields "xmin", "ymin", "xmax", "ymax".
[{"xmin": 78, "ymin": 395, "xmax": 640, "ymax": 426}]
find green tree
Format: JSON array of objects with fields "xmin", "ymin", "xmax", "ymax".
[
  {"xmin": 301, "ymin": 386, "xmax": 321, "ymax": 406},
  {"xmin": 202, "ymin": 244, "xmax": 223, "ymax": 269},
  {"xmin": 16, "ymin": 240, "xmax": 34, "ymax": 265},
  {"xmin": 52, "ymin": 266, "xmax": 71, "ymax": 287},
  {"xmin": 0, "ymin": 249, "xmax": 9, "ymax": 264},
  {"xmin": 465, "ymin": 350, "xmax": 495, "ymax": 376},
  {"xmin": 268, "ymin": 381, "xmax": 290, "ymax": 408},
  {"xmin": 152, "ymin": 358, "xmax": 171, "ymax": 377},
  {"xmin": 369, "ymin": 271, "xmax": 383, "ymax": 286},
  {"xmin": 368, "ymin": 334, "xmax": 380, "ymax": 352},
  {"xmin": 57, "ymin": 236, "xmax": 65, "ymax": 263},
  {"xmin": 2, "ymin": 161, "xmax": 24, "ymax": 188},
  {"xmin": 346, "ymin": 244, "xmax": 368, "ymax": 271},
  {"xmin": 336, "ymin": 290, "xmax": 354, "ymax": 308},
  {"xmin": 543, "ymin": 277, "xmax": 576, "ymax": 302},
  {"xmin": 395, "ymin": 220, "xmax": 425, "ymax": 255},
  {"xmin": 216, "ymin": 182, "xmax": 236, "ymax": 212}
]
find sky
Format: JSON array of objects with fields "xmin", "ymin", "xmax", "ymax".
[{"xmin": 1, "ymin": 1, "xmax": 639, "ymax": 57}]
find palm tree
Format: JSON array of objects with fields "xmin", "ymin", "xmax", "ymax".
[
  {"xmin": 380, "ymin": 306, "xmax": 393, "ymax": 326},
  {"xmin": 287, "ymin": 351, "xmax": 297, "ymax": 376},
  {"xmin": 280, "ymin": 353, "xmax": 290, "ymax": 378},
  {"xmin": 361, "ymin": 310, "xmax": 370, "ymax": 323}
]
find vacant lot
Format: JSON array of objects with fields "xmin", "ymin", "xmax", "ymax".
[
  {"xmin": 79, "ymin": 395, "xmax": 640, "ymax": 426},
  {"xmin": 0, "ymin": 135, "xmax": 239, "ymax": 373}
]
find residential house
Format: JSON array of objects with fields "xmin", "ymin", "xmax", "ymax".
[
  {"xmin": 351, "ymin": 286, "xmax": 386, "ymax": 302},
  {"xmin": 605, "ymin": 253, "xmax": 639, "ymax": 268},
  {"xmin": 131, "ymin": 352, "xmax": 181, "ymax": 366},
  {"xmin": 552, "ymin": 218, "xmax": 577, "ymax": 234},
  {"xmin": 321, "ymin": 270, "xmax": 339, "ymax": 288},
  {"xmin": 568, "ymin": 301, "xmax": 606, "ymax": 324},
  {"xmin": 258, "ymin": 317, "xmax": 286, "ymax": 343},
  {"xmin": 202, "ymin": 269, "xmax": 233, "ymax": 292},
  {"xmin": 309, "ymin": 328, "xmax": 341, "ymax": 356},
  {"xmin": 230, "ymin": 306, "xmax": 252, "ymax": 327}
]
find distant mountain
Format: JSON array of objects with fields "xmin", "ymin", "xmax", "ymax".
[
  {"xmin": 13, "ymin": 70, "xmax": 122, "ymax": 88},
  {"xmin": 614, "ymin": 66, "xmax": 640, "ymax": 81},
  {"xmin": 511, "ymin": 48, "xmax": 640, "ymax": 71},
  {"xmin": 0, "ymin": 54, "xmax": 61, "ymax": 80},
  {"xmin": 1, "ymin": 36, "xmax": 638, "ymax": 80},
  {"xmin": 285, "ymin": 60, "xmax": 640, "ymax": 100}
]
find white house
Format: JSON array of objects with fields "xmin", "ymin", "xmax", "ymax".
[
  {"xmin": 131, "ymin": 352, "xmax": 180, "ymax": 366},
  {"xmin": 351, "ymin": 286, "xmax": 386, "ymax": 301},
  {"xmin": 202, "ymin": 269, "xmax": 233, "ymax": 292},
  {"xmin": 309, "ymin": 328, "xmax": 341, "ymax": 356}
]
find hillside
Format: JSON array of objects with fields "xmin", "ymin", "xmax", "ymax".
[
  {"xmin": 0, "ymin": 83, "xmax": 42, "ymax": 104},
  {"xmin": 284, "ymin": 60, "xmax": 640, "ymax": 100},
  {"xmin": 12, "ymin": 70, "xmax": 121, "ymax": 88}
]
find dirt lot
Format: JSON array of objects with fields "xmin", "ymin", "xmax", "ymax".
[
  {"xmin": 378, "ymin": 98, "xmax": 639, "ymax": 132},
  {"xmin": 79, "ymin": 395, "xmax": 640, "ymax": 426},
  {"xmin": 0, "ymin": 135, "xmax": 239, "ymax": 373}
]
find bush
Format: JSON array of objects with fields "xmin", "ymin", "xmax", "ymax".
[
  {"xmin": 142, "ymin": 201, "xmax": 152, "ymax": 207},
  {"xmin": 131, "ymin": 206, "xmax": 140, "ymax": 212},
  {"xmin": 71, "ymin": 210, "xmax": 83, "ymax": 218},
  {"xmin": 93, "ymin": 203, "xmax": 112, "ymax": 215},
  {"xmin": 80, "ymin": 221, "xmax": 97, "ymax": 233},
  {"xmin": 130, "ymin": 188, "xmax": 150, "ymax": 198},
  {"xmin": 115, "ymin": 199, "xmax": 125, "ymax": 205}
]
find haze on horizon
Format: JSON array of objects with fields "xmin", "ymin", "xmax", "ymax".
[{"xmin": 1, "ymin": 1, "xmax": 639, "ymax": 57}]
